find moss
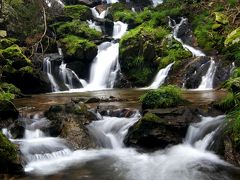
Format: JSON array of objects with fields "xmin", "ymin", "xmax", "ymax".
[
  {"xmin": 0, "ymin": 45, "xmax": 31, "ymax": 69},
  {"xmin": 0, "ymin": 132, "xmax": 18, "ymax": 161},
  {"xmin": 224, "ymin": 77, "xmax": 240, "ymax": 93},
  {"xmin": 219, "ymin": 92, "xmax": 240, "ymax": 111},
  {"xmin": 64, "ymin": 5, "xmax": 92, "ymax": 20},
  {"xmin": 140, "ymin": 85, "xmax": 183, "ymax": 109},
  {"xmin": 0, "ymin": 38, "xmax": 17, "ymax": 49},
  {"xmin": 60, "ymin": 35, "xmax": 97, "ymax": 59},
  {"xmin": 233, "ymin": 67, "xmax": 240, "ymax": 78},
  {"xmin": 214, "ymin": 12, "xmax": 229, "ymax": 25},
  {"xmin": 0, "ymin": 91, "xmax": 15, "ymax": 101},
  {"xmin": 225, "ymin": 27, "xmax": 240, "ymax": 46},
  {"xmin": 120, "ymin": 25, "xmax": 170, "ymax": 86},
  {"xmin": 0, "ymin": 83, "xmax": 21, "ymax": 97},
  {"xmin": 55, "ymin": 20, "xmax": 101, "ymax": 40},
  {"xmin": 19, "ymin": 66, "xmax": 34, "ymax": 74}
]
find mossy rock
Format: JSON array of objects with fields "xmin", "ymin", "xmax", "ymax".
[
  {"xmin": 0, "ymin": 38, "xmax": 17, "ymax": 49},
  {"xmin": 0, "ymin": 45, "xmax": 31, "ymax": 69},
  {"xmin": 0, "ymin": 132, "xmax": 22, "ymax": 174},
  {"xmin": 64, "ymin": 5, "xmax": 92, "ymax": 20},
  {"xmin": 55, "ymin": 20, "xmax": 101, "ymax": 40},
  {"xmin": 0, "ymin": 83, "xmax": 21, "ymax": 97},
  {"xmin": 60, "ymin": 35, "xmax": 97, "ymax": 62},
  {"xmin": 119, "ymin": 25, "xmax": 170, "ymax": 86},
  {"xmin": 140, "ymin": 85, "xmax": 183, "ymax": 109},
  {"xmin": 225, "ymin": 27, "xmax": 240, "ymax": 46}
]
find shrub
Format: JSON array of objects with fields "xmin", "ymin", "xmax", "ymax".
[{"xmin": 140, "ymin": 85, "xmax": 183, "ymax": 109}]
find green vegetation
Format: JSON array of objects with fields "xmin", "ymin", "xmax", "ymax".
[
  {"xmin": 54, "ymin": 21, "xmax": 101, "ymax": 40},
  {"xmin": 0, "ymin": 132, "xmax": 18, "ymax": 161},
  {"xmin": 64, "ymin": 5, "xmax": 92, "ymax": 20},
  {"xmin": 60, "ymin": 35, "xmax": 97, "ymax": 59},
  {"xmin": 140, "ymin": 85, "xmax": 183, "ymax": 109}
]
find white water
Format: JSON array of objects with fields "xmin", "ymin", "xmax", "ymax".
[
  {"xmin": 169, "ymin": 17, "xmax": 205, "ymax": 57},
  {"xmin": 16, "ymin": 112, "xmax": 236, "ymax": 179},
  {"xmin": 147, "ymin": 62, "xmax": 174, "ymax": 89},
  {"xmin": 45, "ymin": 0, "xmax": 64, "ymax": 7},
  {"xmin": 197, "ymin": 58, "xmax": 217, "ymax": 90},
  {"xmin": 87, "ymin": 20, "xmax": 102, "ymax": 32},
  {"xmin": 152, "ymin": 0, "xmax": 163, "ymax": 7},
  {"xmin": 105, "ymin": 0, "xmax": 119, "ymax": 4},
  {"xmin": 91, "ymin": 7, "xmax": 107, "ymax": 19},
  {"xmin": 113, "ymin": 21, "xmax": 128, "ymax": 40},
  {"xmin": 43, "ymin": 57, "xmax": 60, "ymax": 92}
]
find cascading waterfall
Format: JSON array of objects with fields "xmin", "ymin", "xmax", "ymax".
[
  {"xmin": 197, "ymin": 58, "xmax": 217, "ymax": 90},
  {"xmin": 169, "ymin": 17, "xmax": 205, "ymax": 57},
  {"xmin": 13, "ymin": 112, "xmax": 238, "ymax": 179},
  {"xmin": 91, "ymin": 7, "xmax": 107, "ymax": 19},
  {"xmin": 147, "ymin": 62, "xmax": 174, "ymax": 89},
  {"xmin": 113, "ymin": 21, "xmax": 128, "ymax": 40},
  {"xmin": 87, "ymin": 20, "xmax": 102, "ymax": 32},
  {"xmin": 152, "ymin": 0, "xmax": 163, "ymax": 7},
  {"xmin": 43, "ymin": 57, "xmax": 60, "ymax": 92}
]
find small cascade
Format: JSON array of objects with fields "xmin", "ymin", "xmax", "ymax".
[
  {"xmin": 169, "ymin": 17, "xmax": 205, "ymax": 57},
  {"xmin": 147, "ymin": 62, "xmax": 174, "ymax": 89},
  {"xmin": 185, "ymin": 115, "xmax": 225, "ymax": 150},
  {"xmin": 152, "ymin": 0, "xmax": 163, "ymax": 7},
  {"xmin": 112, "ymin": 21, "xmax": 128, "ymax": 40},
  {"xmin": 43, "ymin": 57, "xmax": 60, "ymax": 92},
  {"xmin": 59, "ymin": 62, "xmax": 85, "ymax": 89},
  {"xmin": 197, "ymin": 58, "xmax": 217, "ymax": 90},
  {"xmin": 105, "ymin": 0, "xmax": 119, "ymax": 4},
  {"xmin": 45, "ymin": 0, "xmax": 64, "ymax": 7},
  {"xmin": 91, "ymin": 7, "xmax": 107, "ymax": 19},
  {"xmin": 88, "ymin": 112, "xmax": 140, "ymax": 149},
  {"xmin": 87, "ymin": 20, "xmax": 102, "ymax": 32}
]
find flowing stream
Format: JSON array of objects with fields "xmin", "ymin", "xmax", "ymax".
[{"xmin": 6, "ymin": 110, "xmax": 240, "ymax": 179}]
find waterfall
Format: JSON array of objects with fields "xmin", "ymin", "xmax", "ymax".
[
  {"xmin": 91, "ymin": 7, "xmax": 107, "ymax": 19},
  {"xmin": 113, "ymin": 21, "xmax": 128, "ymax": 40},
  {"xmin": 197, "ymin": 58, "xmax": 217, "ymax": 90},
  {"xmin": 85, "ymin": 42, "xmax": 120, "ymax": 90},
  {"xmin": 43, "ymin": 57, "xmax": 60, "ymax": 92},
  {"xmin": 152, "ymin": 0, "xmax": 163, "ymax": 7},
  {"xmin": 45, "ymin": 0, "xmax": 64, "ymax": 7},
  {"xmin": 169, "ymin": 17, "xmax": 205, "ymax": 57},
  {"xmin": 147, "ymin": 62, "xmax": 174, "ymax": 89},
  {"xmin": 87, "ymin": 20, "xmax": 102, "ymax": 32}
]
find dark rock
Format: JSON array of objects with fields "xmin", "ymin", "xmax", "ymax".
[
  {"xmin": 124, "ymin": 106, "xmax": 202, "ymax": 150},
  {"xmin": 0, "ymin": 100, "xmax": 19, "ymax": 128},
  {"xmin": 63, "ymin": 0, "xmax": 102, "ymax": 7},
  {"xmin": 9, "ymin": 120, "xmax": 25, "ymax": 139},
  {"xmin": 97, "ymin": 105, "xmax": 137, "ymax": 117},
  {"xmin": 85, "ymin": 97, "xmax": 100, "ymax": 103}
]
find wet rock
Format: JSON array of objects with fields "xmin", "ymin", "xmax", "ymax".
[
  {"xmin": 98, "ymin": 105, "xmax": 137, "ymax": 117},
  {"xmin": 85, "ymin": 97, "xmax": 100, "ymax": 103},
  {"xmin": 124, "ymin": 106, "xmax": 202, "ymax": 150},
  {"xmin": 44, "ymin": 102, "xmax": 99, "ymax": 149},
  {"xmin": 0, "ymin": 132, "xmax": 23, "ymax": 174},
  {"xmin": 9, "ymin": 121, "xmax": 25, "ymax": 139}
]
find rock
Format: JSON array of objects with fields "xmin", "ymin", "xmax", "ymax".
[
  {"xmin": 95, "ymin": 4, "xmax": 107, "ymax": 14},
  {"xmin": 85, "ymin": 97, "xmax": 100, "ymax": 103},
  {"xmin": 44, "ymin": 102, "xmax": 99, "ymax": 149},
  {"xmin": 124, "ymin": 106, "xmax": 201, "ymax": 150},
  {"xmin": 9, "ymin": 120, "xmax": 25, "ymax": 139},
  {"xmin": 225, "ymin": 27, "xmax": 240, "ymax": 46},
  {"xmin": 0, "ymin": 132, "xmax": 23, "ymax": 174},
  {"xmin": 0, "ymin": 100, "xmax": 19, "ymax": 128},
  {"xmin": 98, "ymin": 105, "xmax": 137, "ymax": 117},
  {"xmin": 63, "ymin": 0, "xmax": 101, "ymax": 7}
]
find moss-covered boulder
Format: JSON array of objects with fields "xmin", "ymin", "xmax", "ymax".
[
  {"xmin": 0, "ymin": 45, "xmax": 31, "ymax": 69},
  {"xmin": 225, "ymin": 27, "xmax": 240, "ymax": 47},
  {"xmin": 60, "ymin": 35, "xmax": 97, "ymax": 63},
  {"xmin": 0, "ymin": 132, "xmax": 23, "ymax": 174},
  {"xmin": 140, "ymin": 85, "xmax": 184, "ymax": 110},
  {"xmin": 64, "ymin": 5, "xmax": 92, "ymax": 20},
  {"xmin": 55, "ymin": 20, "xmax": 101, "ymax": 40},
  {"xmin": 119, "ymin": 25, "xmax": 170, "ymax": 86}
]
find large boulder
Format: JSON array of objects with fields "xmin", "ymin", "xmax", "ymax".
[
  {"xmin": 124, "ymin": 107, "xmax": 201, "ymax": 150},
  {"xmin": 44, "ymin": 101, "xmax": 99, "ymax": 149},
  {"xmin": 0, "ymin": 132, "xmax": 23, "ymax": 174}
]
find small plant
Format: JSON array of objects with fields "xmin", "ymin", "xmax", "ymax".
[{"xmin": 140, "ymin": 85, "xmax": 183, "ymax": 109}]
